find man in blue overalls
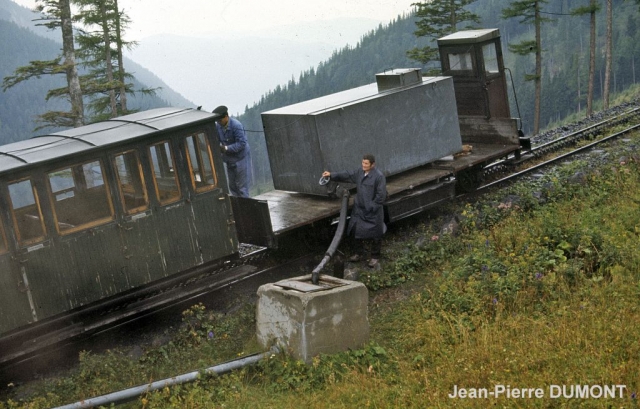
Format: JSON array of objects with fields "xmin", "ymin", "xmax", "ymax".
[{"xmin": 213, "ymin": 105, "xmax": 252, "ymax": 197}]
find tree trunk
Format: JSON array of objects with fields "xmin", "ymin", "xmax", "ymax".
[
  {"xmin": 533, "ymin": 1, "xmax": 542, "ymax": 135},
  {"xmin": 100, "ymin": 0, "xmax": 118, "ymax": 118},
  {"xmin": 60, "ymin": 0, "xmax": 84, "ymax": 127},
  {"xmin": 114, "ymin": 0, "xmax": 128, "ymax": 113},
  {"xmin": 603, "ymin": 0, "xmax": 612, "ymax": 109},
  {"xmin": 586, "ymin": 0, "xmax": 596, "ymax": 117}
]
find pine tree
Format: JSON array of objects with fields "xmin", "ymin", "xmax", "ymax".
[
  {"xmin": 502, "ymin": 0, "xmax": 549, "ymax": 135},
  {"xmin": 2, "ymin": 0, "xmax": 84, "ymax": 129},
  {"xmin": 604, "ymin": 0, "xmax": 612, "ymax": 109},
  {"xmin": 73, "ymin": 0, "xmax": 147, "ymax": 121},
  {"xmin": 407, "ymin": 0, "xmax": 480, "ymax": 70},
  {"xmin": 572, "ymin": 0, "xmax": 600, "ymax": 117}
]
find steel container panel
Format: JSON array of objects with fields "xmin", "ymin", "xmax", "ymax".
[{"xmin": 262, "ymin": 76, "xmax": 462, "ymax": 196}]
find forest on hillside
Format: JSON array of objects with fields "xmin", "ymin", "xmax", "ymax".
[{"xmin": 238, "ymin": 0, "xmax": 640, "ymax": 193}]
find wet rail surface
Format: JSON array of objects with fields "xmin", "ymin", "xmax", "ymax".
[{"xmin": 480, "ymin": 107, "xmax": 640, "ymax": 187}]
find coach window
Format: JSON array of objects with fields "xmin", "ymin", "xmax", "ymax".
[
  {"xmin": 149, "ymin": 141, "xmax": 181, "ymax": 204},
  {"xmin": 47, "ymin": 160, "xmax": 114, "ymax": 234},
  {"xmin": 113, "ymin": 150, "xmax": 149, "ymax": 214},
  {"xmin": 185, "ymin": 132, "xmax": 217, "ymax": 192},
  {"xmin": 8, "ymin": 178, "xmax": 46, "ymax": 246}
]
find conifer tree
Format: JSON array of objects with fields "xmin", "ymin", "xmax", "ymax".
[
  {"xmin": 572, "ymin": 0, "xmax": 600, "ymax": 117},
  {"xmin": 73, "ymin": 0, "xmax": 142, "ymax": 121},
  {"xmin": 407, "ymin": 0, "xmax": 480, "ymax": 71},
  {"xmin": 502, "ymin": 0, "xmax": 549, "ymax": 136},
  {"xmin": 2, "ymin": 0, "xmax": 84, "ymax": 128},
  {"xmin": 604, "ymin": 0, "xmax": 612, "ymax": 109}
]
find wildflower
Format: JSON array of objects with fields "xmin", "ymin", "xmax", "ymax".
[
  {"xmin": 208, "ymin": 331, "xmax": 215, "ymax": 340},
  {"xmin": 492, "ymin": 298, "xmax": 498, "ymax": 305},
  {"xmin": 482, "ymin": 265, "xmax": 488, "ymax": 273},
  {"xmin": 631, "ymin": 391, "xmax": 636, "ymax": 399},
  {"xmin": 535, "ymin": 272, "xmax": 543, "ymax": 280},
  {"xmin": 485, "ymin": 239, "xmax": 490, "ymax": 247},
  {"xmin": 431, "ymin": 235, "xmax": 439, "ymax": 241}
]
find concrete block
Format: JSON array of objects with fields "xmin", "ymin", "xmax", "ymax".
[{"xmin": 256, "ymin": 274, "xmax": 369, "ymax": 363}]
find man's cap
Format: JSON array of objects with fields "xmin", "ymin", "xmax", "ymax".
[{"xmin": 212, "ymin": 105, "xmax": 228, "ymax": 116}]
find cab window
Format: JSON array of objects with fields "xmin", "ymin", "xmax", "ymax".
[
  {"xmin": 8, "ymin": 178, "xmax": 46, "ymax": 245},
  {"xmin": 149, "ymin": 141, "xmax": 181, "ymax": 204},
  {"xmin": 482, "ymin": 43, "xmax": 499, "ymax": 75},
  {"xmin": 113, "ymin": 150, "xmax": 149, "ymax": 214},
  {"xmin": 448, "ymin": 51, "xmax": 474, "ymax": 74},
  {"xmin": 185, "ymin": 132, "xmax": 217, "ymax": 192},
  {"xmin": 48, "ymin": 160, "xmax": 114, "ymax": 234}
]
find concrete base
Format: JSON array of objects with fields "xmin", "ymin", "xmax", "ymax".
[{"xmin": 256, "ymin": 274, "xmax": 369, "ymax": 363}]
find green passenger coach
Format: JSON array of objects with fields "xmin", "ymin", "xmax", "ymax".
[{"xmin": 0, "ymin": 108, "xmax": 239, "ymax": 342}]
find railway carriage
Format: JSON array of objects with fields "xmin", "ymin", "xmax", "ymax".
[{"xmin": 0, "ymin": 108, "xmax": 238, "ymax": 338}]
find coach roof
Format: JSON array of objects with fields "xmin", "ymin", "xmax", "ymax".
[{"xmin": 0, "ymin": 107, "xmax": 213, "ymax": 175}]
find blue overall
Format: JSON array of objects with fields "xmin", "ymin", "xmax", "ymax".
[{"xmin": 216, "ymin": 117, "xmax": 252, "ymax": 197}]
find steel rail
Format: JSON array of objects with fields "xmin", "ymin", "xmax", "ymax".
[
  {"xmin": 479, "ymin": 123, "xmax": 640, "ymax": 191},
  {"xmin": 484, "ymin": 107, "xmax": 640, "ymax": 176}
]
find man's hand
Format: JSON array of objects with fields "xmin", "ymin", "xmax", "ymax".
[{"xmin": 220, "ymin": 144, "xmax": 227, "ymax": 153}]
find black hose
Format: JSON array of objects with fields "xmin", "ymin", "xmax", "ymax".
[
  {"xmin": 505, "ymin": 67, "xmax": 523, "ymax": 133},
  {"xmin": 311, "ymin": 188, "xmax": 350, "ymax": 285}
]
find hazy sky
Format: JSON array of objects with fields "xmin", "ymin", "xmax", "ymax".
[
  {"xmin": 10, "ymin": 0, "xmax": 420, "ymax": 113},
  {"xmin": 11, "ymin": 0, "xmax": 418, "ymax": 41}
]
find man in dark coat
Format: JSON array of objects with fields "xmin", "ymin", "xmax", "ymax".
[
  {"xmin": 322, "ymin": 154, "xmax": 387, "ymax": 267},
  {"xmin": 213, "ymin": 105, "xmax": 252, "ymax": 197}
]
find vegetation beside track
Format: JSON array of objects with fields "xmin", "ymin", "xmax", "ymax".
[{"xmin": 2, "ymin": 131, "xmax": 640, "ymax": 408}]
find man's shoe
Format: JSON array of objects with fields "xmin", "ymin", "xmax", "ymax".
[
  {"xmin": 348, "ymin": 254, "xmax": 362, "ymax": 262},
  {"xmin": 368, "ymin": 258, "xmax": 379, "ymax": 268}
]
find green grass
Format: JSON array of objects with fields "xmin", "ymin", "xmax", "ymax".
[{"xmin": 2, "ymin": 134, "xmax": 640, "ymax": 408}]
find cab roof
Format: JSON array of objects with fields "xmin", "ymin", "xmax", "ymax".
[{"xmin": 437, "ymin": 28, "xmax": 500, "ymax": 45}]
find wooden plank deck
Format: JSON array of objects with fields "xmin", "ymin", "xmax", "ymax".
[
  {"xmin": 254, "ymin": 166, "xmax": 453, "ymax": 235},
  {"xmin": 253, "ymin": 142, "xmax": 518, "ymax": 235}
]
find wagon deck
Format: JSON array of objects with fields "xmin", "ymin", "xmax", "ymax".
[{"xmin": 232, "ymin": 141, "xmax": 519, "ymax": 248}]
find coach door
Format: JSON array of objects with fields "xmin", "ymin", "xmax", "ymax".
[
  {"xmin": 182, "ymin": 131, "xmax": 238, "ymax": 261},
  {"xmin": 144, "ymin": 138, "xmax": 212, "ymax": 276},
  {"xmin": 111, "ymin": 148, "xmax": 167, "ymax": 287},
  {"xmin": 0, "ymin": 209, "xmax": 34, "ymax": 334}
]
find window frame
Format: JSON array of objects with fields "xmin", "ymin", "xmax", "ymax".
[
  {"xmin": 46, "ymin": 159, "xmax": 115, "ymax": 236},
  {"xmin": 0, "ymin": 217, "xmax": 8, "ymax": 254},
  {"xmin": 148, "ymin": 140, "xmax": 182, "ymax": 205},
  {"xmin": 7, "ymin": 177, "xmax": 47, "ymax": 246},
  {"xmin": 112, "ymin": 149, "xmax": 150, "ymax": 215},
  {"xmin": 184, "ymin": 131, "xmax": 218, "ymax": 193}
]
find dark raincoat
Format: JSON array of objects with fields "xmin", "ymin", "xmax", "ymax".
[{"xmin": 331, "ymin": 167, "xmax": 387, "ymax": 239}]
